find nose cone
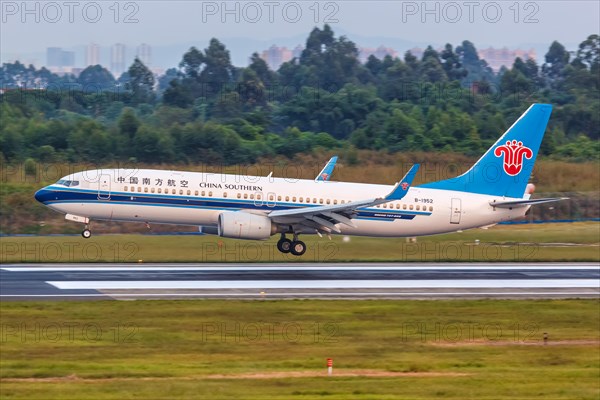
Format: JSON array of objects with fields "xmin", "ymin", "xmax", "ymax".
[{"xmin": 34, "ymin": 187, "xmax": 51, "ymax": 204}]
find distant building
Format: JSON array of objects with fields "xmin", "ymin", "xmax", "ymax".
[
  {"xmin": 359, "ymin": 46, "xmax": 398, "ymax": 63},
  {"xmin": 260, "ymin": 45, "xmax": 293, "ymax": 70},
  {"xmin": 137, "ymin": 43, "xmax": 152, "ymax": 67},
  {"xmin": 111, "ymin": 43, "xmax": 127, "ymax": 77},
  {"xmin": 478, "ymin": 47, "xmax": 537, "ymax": 72},
  {"xmin": 85, "ymin": 43, "xmax": 100, "ymax": 66},
  {"xmin": 46, "ymin": 47, "xmax": 75, "ymax": 73}
]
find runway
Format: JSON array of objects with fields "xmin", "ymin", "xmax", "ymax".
[{"xmin": 1, "ymin": 263, "xmax": 598, "ymax": 300}]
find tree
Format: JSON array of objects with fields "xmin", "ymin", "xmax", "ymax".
[
  {"xmin": 542, "ymin": 41, "xmax": 570, "ymax": 86},
  {"xmin": 117, "ymin": 107, "xmax": 140, "ymax": 139},
  {"xmin": 248, "ymin": 52, "xmax": 275, "ymax": 86},
  {"xmin": 179, "ymin": 47, "xmax": 204, "ymax": 79},
  {"xmin": 127, "ymin": 57, "xmax": 155, "ymax": 104},
  {"xmin": 200, "ymin": 38, "xmax": 236, "ymax": 95},
  {"xmin": 77, "ymin": 65, "xmax": 116, "ymax": 91},
  {"xmin": 441, "ymin": 44, "xmax": 467, "ymax": 81}
]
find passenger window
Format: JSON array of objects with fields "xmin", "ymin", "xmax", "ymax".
[
  {"xmin": 250, "ymin": 194, "xmax": 254, "ymax": 200},
  {"xmin": 292, "ymin": 196, "xmax": 296, "ymax": 202},
  {"xmin": 396, "ymin": 204, "xmax": 400, "ymax": 209},
  {"xmin": 285, "ymin": 196, "xmax": 289, "ymax": 201},
  {"xmin": 137, "ymin": 187, "xmax": 141, "ymax": 192},
  {"xmin": 409, "ymin": 205, "xmax": 413, "ymax": 210},
  {"xmin": 416, "ymin": 205, "xmax": 420, "ymax": 211},
  {"xmin": 179, "ymin": 189, "xmax": 183, "ymax": 195},
  {"xmin": 187, "ymin": 190, "xmax": 191, "ymax": 195},
  {"xmin": 201, "ymin": 191, "xmax": 205, "ymax": 196},
  {"xmin": 158, "ymin": 188, "xmax": 162, "ymax": 194},
  {"xmin": 403, "ymin": 204, "xmax": 407, "ymax": 210},
  {"xmin": 269, "ymin": 195, "xmax": 274, "ymax": 201},
  {"xmin": 208, "ymin": 191, "xmax": 213, "ymax": 197},
  {"xmin": 277, "ymin": 196, "xmax": 282, "ymax": 201},
  {"xmin": 124, "ymin": 186, "xmax": 128, "ymax": 191},
  {"xmin": 429, "ymin": 206, "xmax": 433, "ymax": 212},
  {"xmin": 195, "ymin": 190, "xmax": 198, "ymax": 196},
  {"xmin": 257, "ymin": 194, "xmax": 261, "ymax": 200},
  {"xmin": 172, "ymin": 189, "xmax": 176, "ymax": 194},
  {"xmin": 341, "ymin": 200, "xmax": 345, "ymax": 204},
  {"xmin": 333, "ymin": 199, "xmax": 338, "ymax": 205},
  {"xmin": 244, "ymin": 193, "xmax": 248, "ymax": 199},
  {"xmin": 143, "ymin": 187, "xmax": 148, "ymax": 193},
  {"xmin": 223, "ymin": 192, "xmax": 227, "ymax": 198},
  {"xmin": 299, "ymin": 197, "xmax": 303, "ymax": 202},
  {"xmin": 326, "ymin": 199, "xmax": 330, "ymax": 204}
]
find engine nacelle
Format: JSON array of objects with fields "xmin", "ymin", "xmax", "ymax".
[{"xmin": 218, "ymin": 212, "xmax": 276, "ymax": 240}]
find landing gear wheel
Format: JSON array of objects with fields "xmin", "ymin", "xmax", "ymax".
[
  {"xmin": 81, "ymin": 229, "xmax": 92, "ymax": 239},
  {"xmin": 290, "ymin": 240, "xmax": 306, "ymax": 256},
  {"xmin": 277, "ymin": 237, "xmax": 292, "ymax": 253}
]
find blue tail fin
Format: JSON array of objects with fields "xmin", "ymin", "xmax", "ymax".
[{"xmin": 419, "ymin": 104, "xmax": 552, "ymax": 198}]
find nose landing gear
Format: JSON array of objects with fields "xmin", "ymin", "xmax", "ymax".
[{"xmin": 81, "ymin": 225, "xmax": 92, "ymax": 239}]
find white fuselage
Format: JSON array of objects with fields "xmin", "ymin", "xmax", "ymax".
[{"xmin": 39, "ymin": 168, "xmax": 528, "ymax": 237}]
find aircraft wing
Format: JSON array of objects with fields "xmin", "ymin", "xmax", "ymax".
[
  {"xmin": 269, "ymin": 164, "xmax": 419, "ymax": 234},
  {"xmin": 315, "ymin": 156, "xmax": 338, "ymax": 181},
  {"xmin": 489, "ymin": 197, "xmax": 568, "ymax": 208}
]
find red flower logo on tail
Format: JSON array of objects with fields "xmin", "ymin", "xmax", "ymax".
[
  {"xmin": 401, "ymin": 182, "xmax": 409, "ymax": 190},
  {"xmin": 494, "ymin": 140, "xmax": 533, "ymax": 176}
]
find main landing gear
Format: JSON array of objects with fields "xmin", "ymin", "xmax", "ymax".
[{"xmin": 276, "ymin": 233, "xmax": 306, "ymax": 256}]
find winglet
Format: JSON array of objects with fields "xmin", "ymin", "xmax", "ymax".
[
  {"xmin": 385, "ymin": 164, "xmax": 419, "ymax": 201},
  {"xmin": 315, "ymin": 156, "xmax": 338, "ymax": 182}
]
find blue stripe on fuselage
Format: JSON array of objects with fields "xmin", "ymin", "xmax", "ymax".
[{"xmin": 37, "ymin": 186, "xmax": 429, "ymax": 221}]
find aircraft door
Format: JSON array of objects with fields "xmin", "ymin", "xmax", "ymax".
[
  {"xmin": 450, "ymin": 198, "xmax": 461, "ymax": 224},
  {"xmin": 98, "ymin": 174, "xmax": 111, "ymax": 200}
]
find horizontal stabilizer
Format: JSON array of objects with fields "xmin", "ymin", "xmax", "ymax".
[{"xmin": 490, "ymin": 197, "xmax": 568, "ymax": 208}]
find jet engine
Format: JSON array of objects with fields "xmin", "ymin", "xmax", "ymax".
[{"xmin": 217, "ymin": 212, "xmax": 277, "ymax": 240}]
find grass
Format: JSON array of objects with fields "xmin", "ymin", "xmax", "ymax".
[
  {"xmin": 0, "ymin": 299, "xmax": 598, "ymax": 399},
  {"xmin": 1, "ymin": 222, "xmax": 598, "ymax": 263}
]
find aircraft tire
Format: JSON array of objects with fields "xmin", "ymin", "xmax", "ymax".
[
  {"xmin": 290, "ymin": 240, "xmax": 306, "ymax": 256},
  {"xmin": 277, "ymin": 238, "xmax": 292, "ymax": 253}
]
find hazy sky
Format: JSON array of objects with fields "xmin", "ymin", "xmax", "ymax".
[{"xmin": 2, "ymin": 1, "xmax": 599, "ymax": 67}]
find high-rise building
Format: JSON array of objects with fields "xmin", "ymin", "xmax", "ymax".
[
  {"xmin": 260, "ymin": 45, "xmax": 296, "ymax": 70},
  {"xmin": 359, "ymin": 46, "xmax": 398, "ymax": 63},
  {"xmin": 111, "ymin": 43, "xmax": 126, "ymax": 77},
  {"xmin": 47, "ymin": 47, "xmax": 63, "ymax": 67},
  {"xmin": 478, "ymin": 47, "xmax": 537, "ymax": 72},
  {"xmin": 46, "ymin": 47, "xmax": 75, "ymax": 72},
  {"xmin": 136, "ymin": 43, "xmax": 152, "ymax": 66},
  {"xmin": 85, "ymin": 43, "xmax": 100, "ymax": 66}
]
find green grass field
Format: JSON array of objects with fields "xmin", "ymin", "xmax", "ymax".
[
  {"xmin": 1, "ymin": 222, "xmax": 598, "ymax": 263},
  {"xmin": 0, "ymin": 299, "xmax": 598, "ymax": 399}
]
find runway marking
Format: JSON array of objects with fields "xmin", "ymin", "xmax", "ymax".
[
  {"xmin": 4, "ymin": 264, "xmax": 599, "ymax": 272},
  {"xmin": 2, "ymin": 292, "xmax": 599, "ymax": 298},
  {"xmin": 46, "ymin": 279, "xmax": 599, "ymax": 290}
]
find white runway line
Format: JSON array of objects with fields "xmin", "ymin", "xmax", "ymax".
[
  {"xmin": 5, "ymin": 264, "xmax": 600, "ymax": 272},
  {"xmin": 47, "ymin": 279, "xmax": 600, "ymax": 290}
]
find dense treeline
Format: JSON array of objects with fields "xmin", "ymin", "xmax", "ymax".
[{"xmin": 1, "ymin": 27, "xmax": 598, "ymax": 165}]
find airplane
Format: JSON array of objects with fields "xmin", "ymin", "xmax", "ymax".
[{"xmin": 35, "ymin": 104, "xmax": 565, "ymax": 256}]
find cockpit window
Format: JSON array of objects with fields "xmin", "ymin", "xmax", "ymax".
[{"xmin": 55, "ymin": 180, "xmax": 79, "ymax": 187}]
